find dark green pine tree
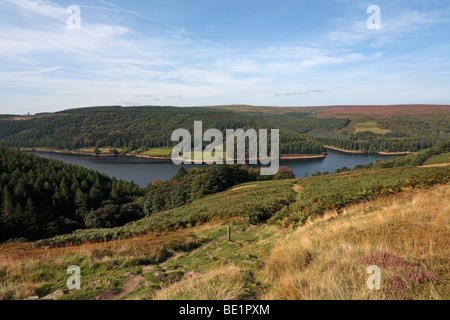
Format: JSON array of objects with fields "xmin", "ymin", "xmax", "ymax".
[
  {"xmin": 1, "ymin": 186, "xmax": 15, "ymax": 239},
  {"xmin": 23, "ymin": 197, "xmax": 38, "ymax": 236}
]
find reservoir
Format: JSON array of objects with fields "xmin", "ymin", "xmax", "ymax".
[{"xmin": 31, "ymin": 149, "xmax": 397, "ymax": 187}]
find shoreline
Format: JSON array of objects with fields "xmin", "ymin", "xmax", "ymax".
[
  {"xmin": 324, "ymin": 145, "xmax": 415, "ymax": 156},
  {"xmin": 280, "ymin": 154, "xmax": 326, "ymax": 160},
  {"xmin": 377, "ymin": 151, "xmax": 415, "ymax": 155},
  {"xmin": 21, "ymin": 148, "xmax": 327, "ymax": 162},
  {"xmin": 171, "ymin": 154, "xmax": 326, "ymax": 163},
  {"xmin": 21, "ymin": 148, "xmax": 172, "ymax": 160},
  {"xmin": 22, "ymin": 145, "xmax": 413, "ymax": 159}
]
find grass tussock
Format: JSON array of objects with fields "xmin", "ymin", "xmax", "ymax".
[
  {"xmin": 260, "ymin": 184, "xmax": 450, "ymax": 300},
  {"xmin": 151, "ymin": 265, "xmax": 248, "ymax": 300}
]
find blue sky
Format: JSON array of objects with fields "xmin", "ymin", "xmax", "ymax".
[{"xmin": 1, "ymin": 0, "xmax": 450, "ymax": 114}]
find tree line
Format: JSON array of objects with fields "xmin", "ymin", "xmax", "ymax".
[
  {"xmin": 375, "ymin": 140, "xmax": 450, "ymax": 168},
  {"xmin": 306, "ymin": 130, "xmax": 439, "ymax": 153},
  {"xmin": 256, "ymin": 113, "xmax": 350, "ymax": 134}
]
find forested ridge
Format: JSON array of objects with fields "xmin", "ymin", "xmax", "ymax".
[
  {"xmin": 254, "ymin": 112, "xmax": 351, "ymax": 134},
  {"xmin": 0, "ymin": 146, "xmax": 144, "ymax": 241},
  {"xmin": 0, "ymin": 106, "xmax": 325, "ymax": 156},
  {"xmin": 261, "ymin": 114, "xmax": 448, "ymax": 153},
  {"xmin": 2, "ymin": 105, "xmax": 447, "ymax": 154}
]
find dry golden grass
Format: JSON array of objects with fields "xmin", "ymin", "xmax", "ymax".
[
  {"xmin": 260, "ymin": 184, "xmax": 450, "ymax": 300},
  {"xmin": 0, "ymin": 225, "xmax": 213, "ymax": 300},
  {"xmin": 151, "ymin": 264, "xmax": 248, "ymax": 300}
]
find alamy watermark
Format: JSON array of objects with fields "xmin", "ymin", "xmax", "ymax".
[
  {"xmin": 366, "ymin": 265, "xmax": 381, "ymax": 290},
  {"xmin": 171, "ymin": 121, "xmax": 280, "ymax": 175},
  {"xmin": 67, "ymin": 5, "xmax": 81, "ymax": 30},
  {"xmin": 367, "ymin": 5, "xmax": 381, "ymax": 30},
  {"xmin": 66, "ymin": 265, "xmax": 81, "ymax": 290}
]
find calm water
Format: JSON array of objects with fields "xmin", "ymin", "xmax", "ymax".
[{"xmin": 31, "ymin": 149, "xmax": 397, "ymax": 187}]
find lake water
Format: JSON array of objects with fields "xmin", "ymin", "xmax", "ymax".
[{"xmin": 31, "ymin": 149, "xmax": 397, "ymax": 187}]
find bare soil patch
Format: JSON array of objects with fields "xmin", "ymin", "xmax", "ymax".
[{"xmin": 95, "ymin": 275, "xmax": 143, "ymax": 300}]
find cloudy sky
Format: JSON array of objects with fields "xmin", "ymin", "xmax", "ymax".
[{"xmin": 1, "ymin": 0, "xmax": 449, "ymax": 114}]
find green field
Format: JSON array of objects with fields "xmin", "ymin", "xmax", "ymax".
[
  {"xmin": 78, "ymin": 147, "xmax": 128, "ymax": 154},
  {"xmin": 423, "ymin": 152, "xmax": 450, "ymax": 165},
  {"xmin": 352, "ymin": 121, "xmax": 391, "ymax": 134},
  {"xmin": 130, "ymin": 147, "xmax": 172, "ymax": 157}
]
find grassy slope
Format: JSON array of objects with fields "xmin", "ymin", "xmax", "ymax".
[
  {"xmin": 130, "ymin": 185, "xmax": 450, "ymax": 300},
  {"xmin": 0, "ymin": 165, "xmax": 449, "ymax": 300},
  {"xmin": 423, "ymin": 152, "xmax": 450, "ymax": 165}
]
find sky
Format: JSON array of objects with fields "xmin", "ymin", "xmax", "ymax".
[{"xmin": 0, "ymin": 0, "xmax": 450, "ymax": 114}]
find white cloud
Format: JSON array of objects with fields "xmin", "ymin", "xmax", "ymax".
[
  {"xmin": 275, "ymin": 89, "xmax": 325, "ymax": 96},
  {"xmin": 5, "ymin": 0, "xmax": 66, "ymax": 21}
]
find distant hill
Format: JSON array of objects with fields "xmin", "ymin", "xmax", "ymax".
[
  {"xmin": 0, "ymin": 106, "xmax": 325, "ymax": 157},
  {"xmin": 1, "ymin": 104, "xmax": 448, "ymax": 154},
  {"xmin": 205, "ymin": 104, "xmax": 450, "ymax": 117}
]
